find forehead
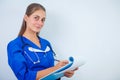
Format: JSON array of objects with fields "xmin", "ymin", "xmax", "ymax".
[{"xmin": 31, "ymin": 10, "xmax": 46, "ymax": 17}]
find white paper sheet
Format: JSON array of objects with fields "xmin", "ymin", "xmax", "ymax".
[{"xmin": 40, "ymin": 56, "xmax": 85, "ymax": 80}]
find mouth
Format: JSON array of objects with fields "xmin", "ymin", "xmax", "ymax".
[
  {"xmin": 34, "ymin": 24, "xmax": 43, "ymax": 30},
  {"xmin": 36, "ymin": 26, "xmax": 40, "ymax": 28},
  {"xmin": 35, "ymin": 25, "xmax": 42, "ymax": 28}
]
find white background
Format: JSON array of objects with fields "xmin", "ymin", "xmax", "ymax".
[{"xmin": 0, "ymin": 0, "xmax": 120, "ymax": 80}]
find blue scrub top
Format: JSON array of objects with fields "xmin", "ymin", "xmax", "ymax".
[{"xmin": 7, "ymin": 36, "xmax": 55, "ymax": 80}]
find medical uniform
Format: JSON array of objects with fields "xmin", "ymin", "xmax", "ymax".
[{"xmin": 7, "ymin": 36, "xmax": 56, "ymax": 80}]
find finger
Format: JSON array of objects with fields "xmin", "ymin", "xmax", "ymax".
[
  {"xmin": 62, "ymin": 60, "xmax": 69, "ymax": 64},
  {"xmin": 66, "ymin": 70, "xmax": 74, "ymax": 74},
  {"xmin": 64, "ymin": 71, "xmax": 74, "ymax": 78},
  {"xmin": 72, "ymin": 67, "xmax": 79, "ymax": 71}
]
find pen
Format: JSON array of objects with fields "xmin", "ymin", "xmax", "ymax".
[{"xmin": 54, "ymin": 59, "xmax": 60, "ymax": 62}]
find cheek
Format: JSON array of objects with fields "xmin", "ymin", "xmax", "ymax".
[
  {"xmin": 29, "ymin": 19, "xmax": 35, "ymax": 24},
  {"xmin": 28, "ymin": 20, "xmax": 36, "ymax": 26},
  {"xmin": 41, "ymin": 22, "xmax": 44, "ymax": 26}
]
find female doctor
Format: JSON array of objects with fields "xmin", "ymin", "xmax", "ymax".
[{"xmin": 7, "ymin": 3, "xmax": 78, "ymax": 80}]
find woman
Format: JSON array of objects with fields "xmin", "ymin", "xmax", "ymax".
[{"xmin": 7, "ymin": 3, "xmax": 77, "ymax": 80}]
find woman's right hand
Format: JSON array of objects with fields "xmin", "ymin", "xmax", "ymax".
[
  {"xmin": 36, "ymin": 60, "xmax": 69, "ymax": 80},
  {"xmin": 55, "ymin": 60, "xmax": 69, "ymax": 68}
]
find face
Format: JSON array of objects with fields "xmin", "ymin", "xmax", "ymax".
[{"xmin": 24, "ymin": 9, "xmax": 46, "ymax": 33}]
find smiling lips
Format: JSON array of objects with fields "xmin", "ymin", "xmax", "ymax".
[{"xmin": 35, "ymin": 25, "xmax": 42, "ymax": 29}]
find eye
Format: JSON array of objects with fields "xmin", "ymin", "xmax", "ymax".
[
  {"xmin": 34, "ymin": 16, "xmax": 39, "ymax": 21},
  {"xmin": 41, "ymin": 18, "xmax": 45, "ymax": 23}
]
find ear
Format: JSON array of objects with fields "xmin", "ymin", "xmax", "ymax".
[{"xmin": 24, "ymin": 14, "xmax": 28, "ymax": 22}]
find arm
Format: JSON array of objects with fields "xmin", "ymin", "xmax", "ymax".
[
  {"xmin": 7, "ymin": 43, "xmax": 37, "ymax": 80},
  {"xmin": 36, "ymin": 60, "xmax": 69, "ymax": 80}
]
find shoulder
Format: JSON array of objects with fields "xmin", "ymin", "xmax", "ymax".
[{"xmin": 7, "ymin": 36, "xmax": 22, "ymax": 49}]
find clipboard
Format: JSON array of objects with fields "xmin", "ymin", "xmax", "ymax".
[{"xmin": 40, "ymin": 56, "xmax": 85, "ymax": 80}]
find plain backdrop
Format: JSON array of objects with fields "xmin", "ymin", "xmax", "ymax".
[{"xmin": 0, "ymin": 0, "xmax": 120, "ymax": 80}]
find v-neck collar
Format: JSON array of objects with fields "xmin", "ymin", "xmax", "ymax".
[{"xmin": 21, "ymin": 36, "xmax": 42, "ymax": 50}]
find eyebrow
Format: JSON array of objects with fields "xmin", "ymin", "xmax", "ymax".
[{"xmin": 33, "ymin": 15, "xmax": 46, "ymax": 18}]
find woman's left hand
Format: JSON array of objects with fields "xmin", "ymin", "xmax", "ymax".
[{"xmin": 64, "ymin": 67, "xmax": 78, "ymax": 78}]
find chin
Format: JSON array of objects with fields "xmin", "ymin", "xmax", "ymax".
[{"xmin": 36, "ymin": 30, "xmax": 40, "ymax": 33}]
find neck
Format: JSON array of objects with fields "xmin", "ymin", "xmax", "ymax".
[
  {"xmin": 23, "ymin": 31, "xmax": 37, "ymax": 39},
  {"xmin": 23, "ymin": 31, "xmax": 41, "ymax": 48}
]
